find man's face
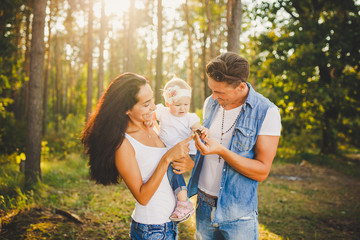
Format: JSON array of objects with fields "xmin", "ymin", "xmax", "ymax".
[{"xmin": 208, "ymin": 77, "xmax": 241, "ymax": 108}]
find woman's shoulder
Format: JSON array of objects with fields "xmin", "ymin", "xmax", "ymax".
[{"xmin": 117, "ymin": 135, "xmax": 135, "ymax": 155}]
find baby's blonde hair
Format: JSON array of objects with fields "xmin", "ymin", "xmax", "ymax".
[{"xmin": 162, "ymin": 77, "xmax": 192, "ymax": 104}]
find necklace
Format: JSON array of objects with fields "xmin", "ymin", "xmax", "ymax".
[
  {"xmin": 146, "ymin": 130, "xmax": 152, "ymax": 139},
  {"xmin": 218, "ymin": 107, "xmax": 242, "ymax": 162}
]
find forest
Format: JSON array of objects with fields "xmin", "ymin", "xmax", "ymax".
[{"xmin": 0, "ymin": 0, "xmax": 359, "ymax": 239}]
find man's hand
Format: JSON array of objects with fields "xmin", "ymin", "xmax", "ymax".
[
  {"xmin": 194, "ymin": 132, "xmax": 225, "ymax": 156},
  {"xmin": 193, "ymin": 126, "xmax": 209, "ymax": 140}
]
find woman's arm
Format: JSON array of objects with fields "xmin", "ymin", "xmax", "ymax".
[{"xmin": 115, "ymin": 136, "xmax": 192, "ymax": 205}]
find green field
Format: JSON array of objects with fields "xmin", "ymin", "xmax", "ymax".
[{"xmin": 1, "ymin": 152, "xmax": 359, "ymax": 239}]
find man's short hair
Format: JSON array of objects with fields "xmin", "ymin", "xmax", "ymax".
[{"xmin": 206, "ymin": 52, "xmax": 249, "ymax": 87}]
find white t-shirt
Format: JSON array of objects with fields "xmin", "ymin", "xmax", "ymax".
[
  {"xmin": 198, "ymin": 103, "xmax": 282, "ymax": 197},
  {"xmin": 125, "ymin": 133, "xmax": 176, "ymax": 224},
  {"xmin": 155, "ymin": 104, "xmax": 200, "ymax": 155}
]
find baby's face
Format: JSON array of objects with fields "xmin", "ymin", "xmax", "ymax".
[{"xmin": 166, "ymin": 96, "xmax": 191, "ymax": 117}]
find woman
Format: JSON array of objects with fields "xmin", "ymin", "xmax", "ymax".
[{"xmin": 81, "ymin": 72, "xmax": 194, "ymax": 239}]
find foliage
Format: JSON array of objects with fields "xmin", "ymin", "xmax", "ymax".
[
  {"xmin": 0, "ymin": 104, "xmax": 26, "ymax": 153},
  {"xmin": 0, "ymin": 154, "xmax": 29, "ymax": 211},
  {"xmin": 45, "ymin": 114, "xmax": 85, "ymax": 159},
  {"xmin": 0, "ymin": 0, "xmax": 28, "ymax": 154},
  {"xmin": 251, "ymin": 0, "xmax": 360, "ymax": 154}
]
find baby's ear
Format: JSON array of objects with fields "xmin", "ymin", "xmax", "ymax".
[{"xmin": 165, "ymin": 102, "xmax": 170, "ymax": 107}]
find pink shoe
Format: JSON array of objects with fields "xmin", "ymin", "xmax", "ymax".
[{"xmin": 169, "ymin": 200, "xmax": 195, "ymax": 222}]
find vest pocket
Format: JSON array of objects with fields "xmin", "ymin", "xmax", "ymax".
[{"xmin": 232, "ymin": 127, "xmax": 255, "ymax": 152}]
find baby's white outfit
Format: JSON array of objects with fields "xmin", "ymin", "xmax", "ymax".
[{"xmin": 155, "ymin": 104, "xmax": 200, "ymax": 155}]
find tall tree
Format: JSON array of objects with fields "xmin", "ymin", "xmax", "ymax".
[
  {"xmin": 126, "ymin": 0, "xmax": 135, "ymax": 72},
  {"xmin": 18, "ymin": 0, "xmax": 32, "ymax": 121},
  {"xmin": 42, "ymin": 0, "xmax": 56, "ymax": 137},
  {"xmin": 226, "ymin": 0, "xmax": 242, "ymax": 53},
  {"xmin": 205, "ymin": 0, "xmax": 215, "ymax": 59},
  {"xmin": 65, "ymin": 0, "xmax": 77, "ymax": 115},
  {"xmin": 184, "ymin": 0, "xmax": 195, "ymax": 111},
  {"xmin": 25, "ymin": 0, "xmax": 47, "ymax": 185},
  {"xmin": 204, "ymin": 0, "xmax": 215, "ymax": 98},
  {"xmin": 155, "ymin": 0, "xmax": 163, "ymax": 104},
  {"xmin": 54, "ymin": 34, "xmax": 61, "ymax": 131},
  {"xmin": 98, "ymin": 0, "xmax": 106, "ymax": 100},
  {"xmin": 86, "ymin": 0, "xmax": 94, "ymax": 122}
]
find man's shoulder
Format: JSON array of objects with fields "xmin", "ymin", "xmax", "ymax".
[{"xmin": 250, "ymin": 90, "xmax": 276, "ymax": 109}]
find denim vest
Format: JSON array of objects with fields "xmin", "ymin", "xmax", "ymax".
[{"xmin": 187, "ymin": 83, "xmax": 276, "ymax": 223}]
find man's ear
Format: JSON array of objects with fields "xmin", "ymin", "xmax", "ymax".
[{"xmin": 236, "ymin": 82, "xmax": 246, "ymax": 92}]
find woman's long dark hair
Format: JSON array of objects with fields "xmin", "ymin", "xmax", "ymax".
[{"xmin": 81, "ymin": 73, "xmax": 147, "ymax": 185}]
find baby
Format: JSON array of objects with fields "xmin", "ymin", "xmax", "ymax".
[{"xmin": 155, "ymin": 77, "xmax": 208, "ymax": 222}]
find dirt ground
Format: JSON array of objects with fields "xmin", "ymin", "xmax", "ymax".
[
  {"xmin": 1, "ymin": 161, "xmax": 359, "ymax": 239},
  {"xmin": 260, "ymin": 160, "xmax": 360, "ymax": 239}
]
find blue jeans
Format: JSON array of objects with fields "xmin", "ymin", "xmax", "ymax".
[
  {"xmin": 167, "ymin": 155, "xmax": 195, "ymax": 197},
  {"xmin": 195, "ymin": 196, "xmax": 259, "ymax": 240},
  {"xmin": 130, "ymin": 219, "xmax": 178, "ymax": 240}
]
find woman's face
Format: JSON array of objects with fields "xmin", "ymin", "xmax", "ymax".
[{"xmin": 126, "ymin": 84, "xmax": 156, "ymax": 123}]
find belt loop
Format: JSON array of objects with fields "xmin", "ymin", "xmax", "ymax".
[{"xmin": 172, "ymin": 221, "xmax": 176, "ymax": 231}]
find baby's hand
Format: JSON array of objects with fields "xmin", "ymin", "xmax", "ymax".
[{"xmin": 143, "ymin": 120, "xmax": 154, "ymax": 128}]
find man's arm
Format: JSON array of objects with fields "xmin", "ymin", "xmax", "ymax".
[{"xmin": 194, "ymin": 134, "xmax": 279, "ymax": 182}]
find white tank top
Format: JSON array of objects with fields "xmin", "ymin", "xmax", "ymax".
[{"xmin": 125, "ymin": 133, "xmax": 176, "ymax": 224}]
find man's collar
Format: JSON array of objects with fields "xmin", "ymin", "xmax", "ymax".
[{"xmin": 244, "ymin": 82, "xmax": 255, "ymax": 108}]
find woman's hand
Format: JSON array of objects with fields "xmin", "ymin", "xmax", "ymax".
[
  {"xmin": 163, "ymin": 135, "xmax": 193, "ymax": 164},
  {"xmin": 171, "ymin": 155, "xmax": 194, "ymax": 174}
]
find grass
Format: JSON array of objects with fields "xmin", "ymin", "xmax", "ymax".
[{"xmin": 1, "ymin": 151, "xmax": 359, "ymax": 239}]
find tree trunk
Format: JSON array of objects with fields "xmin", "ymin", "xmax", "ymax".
[
  {"xmin": 25, "ymin": 0, "xmax": 47, "ymax": 186},
  {"xmin": 226, "ymin": 0, "xmax": 242, "ymax": 53},
  {"xmin": 63, "ymin": 58, "xmax": 69, "ymax": 118},
  {"xmin": 204, "ymin": 0, "xmax": 213, "ymax": 98},
  {"xmin": 205, "ymin": 0, "xmax": 215, "ymax": 59},
  {"xmin": 98, "ymin": 0, "xmax": 105, "ymax": 100},
  {"xmin": 109, "ymin": 37, "xmax": 120, "ymax": 80},
  {"xmin": 201, "ymin": 24, "xmax": 208, "ymax": 102},
  {"xmin": 42, "ymin": 5, "xmax": 53, "ymax": 137},
  {"xmin": 54, "ymin": 35, "xmax": 61, "ymax": 132},
  {"xmin": 126, "ymin": 0, "xmax": 135, "ymax": 72},
  {"xmin": 319, "ymin": 64, "xmax": 338, "ymax": 154},
  {"xmin": 184, "ymin": 0, "xmax": 195, "ymax": 111},
  {"xmin": 86, "ymin": 0, "xmax": 94, "ymax": 122},
  {"xmin": 67, "ymin": 0, "xmax": 75, "ymax": 115},
  {"xmin": 20, "ymin": 1, "xmax": 32, "ymax": 121},
  {"xmin": 321, "ymin": 109, "xmax": 338, "ymax": 154},
  {"xmin": 155, "ymin": 0, "xmax": 163, "ymax": 104}
]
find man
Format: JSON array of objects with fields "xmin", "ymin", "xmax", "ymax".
[{"xmin": 188, "ymin": 52, "xmax": 281, "ymax": 239}]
